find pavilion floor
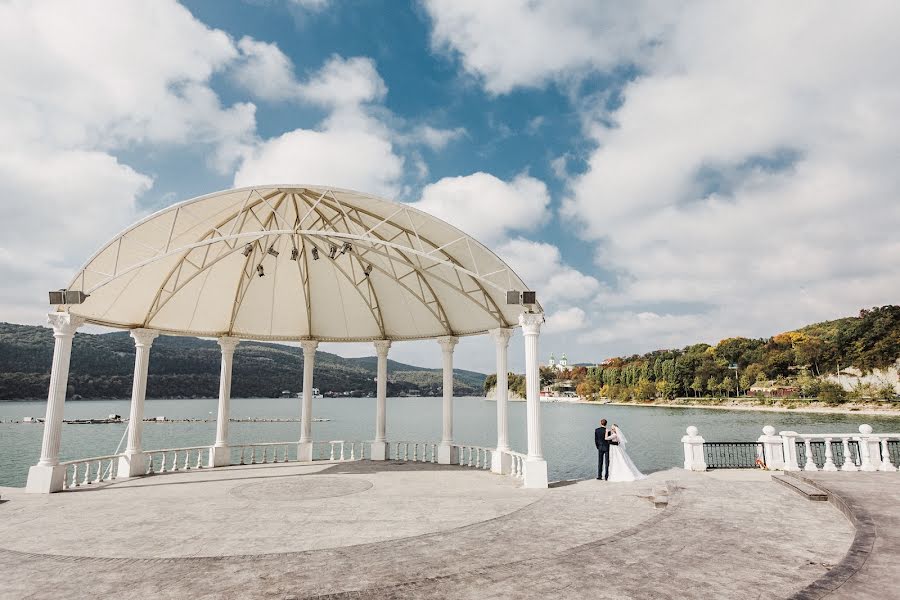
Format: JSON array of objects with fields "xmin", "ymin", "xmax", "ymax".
[{"xmin": 0, "ymin": 462, "xmax": 855, "ymax": 599}]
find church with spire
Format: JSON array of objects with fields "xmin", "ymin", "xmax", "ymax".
[{"xmin": 547, "ymin": 352, "xmax": 569, "ymax": 372}]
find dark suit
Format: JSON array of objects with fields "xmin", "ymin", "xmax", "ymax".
[{"xmin": 595, "ymin": 426, "xmax": 611, "ymax": 480}]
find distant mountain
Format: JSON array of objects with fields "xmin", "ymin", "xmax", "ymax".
[{"xmin": 0, "ymin": 322, "xmax": 486, "ymax": 400}]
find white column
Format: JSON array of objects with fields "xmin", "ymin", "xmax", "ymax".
[
  {"xmin": 26, "ymin": 313, "xmax": 85, "ymax": 493},
  {"xmin": 209, "ymin": 336, "xmax": 239, "ymax": 467},
  {"xmin": 681, "ymin": 426, "xmax": 707, "ymax": 471},
  {"xmin": 370, "ymin": 340, "xmax": 391, "ymax": 460},
  {"xmin": 437, "ymin": 335, "xmax": 458, "ymax": 464},
  {"xmin": 780, "ymin": 431, "xmax": 801, "ymax": 471},
  {"xmin": 520, "ymin": 312, "xmax": 548, "ymax": 488},
  {"xmin": 490, "ymin": 327, "xmax": 514, "ymax": 474},
  {"xmin": 117, "ymin": 328, "xmax": 159, "ymax": 477},
  {"xmin": 297, "ymin": 339, "xmax": 318, "ymax": 461},
  {"xmin": 857, "ymin": 424, "xmax": 882, "ymax": 472},
  {"xmin": 757, "ymin": 425, "xmax": 785, "ymax": 470}
]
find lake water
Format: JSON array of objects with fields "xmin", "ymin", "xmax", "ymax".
[{"xmin": 2, "ymin": 397, "xmax": 900, "ymax": 488}]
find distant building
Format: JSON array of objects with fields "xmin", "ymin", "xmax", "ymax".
[{"xmin": 547, "ymin": 352, "xmax": 569, "ymax": 372}]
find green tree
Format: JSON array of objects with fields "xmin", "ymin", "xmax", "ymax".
[
  {"xmin": 706, "ymin": 376, "xmax": 718, "ymax": 398},
  {"xmin": 690, "ymin": 376, "xmax": 703, "ymax": 397},
  {"xmin": 739, "ymin": 374, "xmax": 751, "ymax": 395}
]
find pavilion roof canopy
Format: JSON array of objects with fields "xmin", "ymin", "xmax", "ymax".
[{"xmin": 60, "ymin": 185, "xmax": 539, "ymax": 342}]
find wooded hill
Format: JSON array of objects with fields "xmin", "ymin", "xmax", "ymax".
[
  {"xmin": 579, "ymin": 305, "xmax": 900, "ymax": 401},
  {"xmin": 0, "ymin": 323, "xmax": 486, "ymax": 400},
  {"xmin": 489, "ymin": 306, "xmax": 900, "ymax": 402}
]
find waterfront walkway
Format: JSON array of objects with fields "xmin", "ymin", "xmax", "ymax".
[
  {"xmin": 788, "ymin": 472, "xmax": 900, "ymax": 600},
  {"xmin": 0, "ymin": 463, "xmax": 857, "ymax": 599}
]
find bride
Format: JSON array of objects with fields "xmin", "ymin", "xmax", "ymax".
[{"xmin": 607, "ymin": 424, "xmax": 646, "ymax": 482}]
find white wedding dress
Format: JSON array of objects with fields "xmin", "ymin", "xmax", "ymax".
[{"xmin": 607, "ymin": 426, "xmax": 646, "ymax": 482}]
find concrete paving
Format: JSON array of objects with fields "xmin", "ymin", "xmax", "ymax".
[
  {"xmin": 0, "ymin": 462, "xmax": 855, "ymax": 599},
  {"xmin": 787, "ymin": 472, "xmax": 900, "ymax": 600}
]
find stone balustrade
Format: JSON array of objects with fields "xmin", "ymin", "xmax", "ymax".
[
  {"xmin": 55, "ymin": 438, "xmax": 529, "ymax": 492},
  {"xmin": 454, "ymin": 445, "xmax": 493, "ymax": 470},
  {"xmin": 393, "ymin": 441, "xmax": 438, "ymax": 462},
  {"xmin": 234, "ymin": 443, "xmax": 294, "ymax": 465},
  {"xmin": 146, "ymin": 447, "xmax": 209, "ymax": 474},
  {"xmin": 504, "ymin": 450, "xmax": 527, "ymax": 480},
  {"xmin": 683, "ymin": 425, "xmax": 900, "ymax": 473},
  {"xmin": 313, "ymin": 440, "xmax": 367, "ymax": 461},
  {"xmin": 61, "ymin": 454, "xmax": 121, "ymax": 490}
]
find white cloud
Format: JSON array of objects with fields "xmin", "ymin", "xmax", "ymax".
[
  {"xmin": 233, "ymin": 55, "xmax": 404, "ymax": 196},
  {"xmin": 426, "ymin": 2, "xmax": 900, "ymax": 356},
  {"xmin": 0, "ymin": 0, "xmax": 256, "ymax": 162},
  {"xmin": 299, "ymin": 55, "xmax": 387, "ymax": 108},
  {"xmin": 0, "ymin": 0, "xmax": 263, "ymax": 325},
  {"xmin": 410, "ymin": 173, "xmax": 550, "ymax": 245},
  {"xmin": 496, "ymin": 239, "xmax": 600, "ymax": 306},
  {"xmin": 232, "ymin": 36, "xmax": 302, "ymax": 102},
  {"xmin": 545, "ymin": 307, "xmax": 587, "ymax": 333},
  {"xmin": 410, "ymin": 125, "xmax": 467, "ymax": 150},
  {"xmin": 423, "ymin": 0, "xmax": 675, "ymax": 94},
  {"xmin": 234, "ymin": 117, "xmax": 404, "ymax": 196}
]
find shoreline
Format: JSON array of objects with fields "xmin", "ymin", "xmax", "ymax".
[{"xmin": 594, "ymin": 400, "xmax": 900, "ymax": 417}]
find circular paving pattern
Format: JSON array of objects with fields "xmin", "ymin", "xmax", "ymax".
[{"xmin": 230, "ymin": 475, "xmax": 373, "ymax": 502}]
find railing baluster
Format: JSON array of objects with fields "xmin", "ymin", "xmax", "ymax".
[
  {"xmin": 881, "ymin": 438, "xmax": 897, "ymax": 472},
  {"xmin": 196, "ymin": 449, "xmax": 203, "ymax": 469},
  {"xmin": 803, "ymin": 439, "xmax": 817, "ymax": 471},
  {"xmin": 82, "ymin": 462, "xmax": 91, "ymax": 486},
  {"xmin": 823, "ymin": 438, "xmax": 837, "ymax": 471}
]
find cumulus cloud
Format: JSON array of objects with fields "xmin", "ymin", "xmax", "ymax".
[
  {"xmin": 0, "ymin": 0, "xmax": 262, "ymax": 324},
  {"xmin": 233, "ymin": 55, "xmax": 404, "ymax": 196},
  {"xmin": 425, "ymin": 1, "xmax": 900, "ymax": 358},
  {"xmin": 410, "ymin": 173, "xmax": 550, "ymax": 245},
  {"xmin": 496, "ymin": 239, "xmax": 600, "ymax": 305},
  {"xmin": 423, "ymin": 0, "xmax": 675, "ymax": 94},
  {"xmin": 545, "ymin": 307, "xmax": 587, "ymax": 333}
]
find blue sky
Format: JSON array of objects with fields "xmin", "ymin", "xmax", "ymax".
[{"xmin": 2, "ymin": 1, "xmax": 899, "ymax": 372}]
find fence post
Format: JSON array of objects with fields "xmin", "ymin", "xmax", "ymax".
[
  {"xmin": 682, "ymin": 426, "xmax": 707, "ymax": 471},
  {"xmin": 857, "ymin": 424, "xmax": 881, "ymax": 472},
  {"xmin": 779, "ymin": 431, "xmax": 801, "ymax": 471},
  {"xmin": 758, "ymin": 426, "xmax": 785, "ymax": 470}
]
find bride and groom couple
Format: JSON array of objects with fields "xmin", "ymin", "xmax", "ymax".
[{"xmin": 594, "ymin": 418, "xmax": 645, "ymax": 482}]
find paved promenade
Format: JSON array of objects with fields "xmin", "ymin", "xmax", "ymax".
[
  {"xmin": 788, "ymin": 472, "xmax": 900, "ymax": 600},
  {"xmin": 0, "ymin": 462, "xmax": 854, "ymax": 599}
]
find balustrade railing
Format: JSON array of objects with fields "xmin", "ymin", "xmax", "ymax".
[
  {"xmin": 505, "ymin": 450, "xmax": 526, "ymax": 480},
  {"xmin": 392, "ymin": 441, "xmax": 438, "ymax": 463},
  {"xmin": 312, "ymin": 440, "xmax": 367, "ymax": 461},
  {"xmin": 146, "ymin": 447, "xmax": 208, "ymax": 474},
  {"xmin": 684, "ymin": 425, "xmax": 900, "ymax": 473},
  {"xmin": 453, "ymin": 444, "xmax": 493, "ymax": 470},
  {"xmin": 233, "ymin": 442, "xmax": 294, "ymax": 465},
  {"xmin": 61, "ymin": 454, "xmax": 121, "ymax": 490},
  {"xmin": 794, "ymin": 436, "xmax": 861, "ymax": 471}
]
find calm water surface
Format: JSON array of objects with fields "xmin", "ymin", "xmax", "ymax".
[{"xmin": 2, "ymin": 397, "xmax": 900, "ymax": 487}]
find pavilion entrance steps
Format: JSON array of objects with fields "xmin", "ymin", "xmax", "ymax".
[{"xmin": 772, "ymin": 472, "xmax": 829, "ymax": 501}]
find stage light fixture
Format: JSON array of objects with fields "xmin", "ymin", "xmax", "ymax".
[
  {"xmin": 256, "ymin": 264, "xmax": 265, "ymax": 277},
  {"xmin": 243, "ymin": 243, "xmax": 253, "ymax": 257},
  {"xmin": 267, "ymin": 245, "xmax": 279, "ymax": 258},
  {"xmin": 290, "ymin": 247, "xmax": 299, "ymax": 261},
  {"xmin": 363, "ymin": 264, "xmax": 373, "ymax": 277},
  {"xmin": 328, "ymin": 245, "xmax": 337, "ymax": 259},
  {"xmin": 311, "ymin": 247, "xmax": 320, "ymax": 260},
  {"xmin": 340, "ymin": 242, "xmax": 352, "ymax": 255}
]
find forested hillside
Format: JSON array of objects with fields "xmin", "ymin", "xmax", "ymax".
[
  {"xmin": 576, "ymin": 305, "xmax": 900, "ymax": 401},
  {"xmin": 0, "ymin": 323, "xmax": 485, "ymax": 400}
]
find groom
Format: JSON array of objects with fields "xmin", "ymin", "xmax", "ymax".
[{"xmin": 594, "ymin": 418, "xmax": 616, "ymax": 480}]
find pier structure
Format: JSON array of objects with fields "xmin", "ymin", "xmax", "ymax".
[{"xmin": 25, "ymin": 185, "xmax": 549, "ymax": 493}]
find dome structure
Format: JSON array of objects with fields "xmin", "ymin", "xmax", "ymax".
[{"xmin": 59, "ymin": 185, "xmax": 540, "ymax": 342}]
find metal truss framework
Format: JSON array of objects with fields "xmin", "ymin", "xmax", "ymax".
[{"xmin": 68, "ymin": 187, "xmax": 535, "ymax": 340}]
